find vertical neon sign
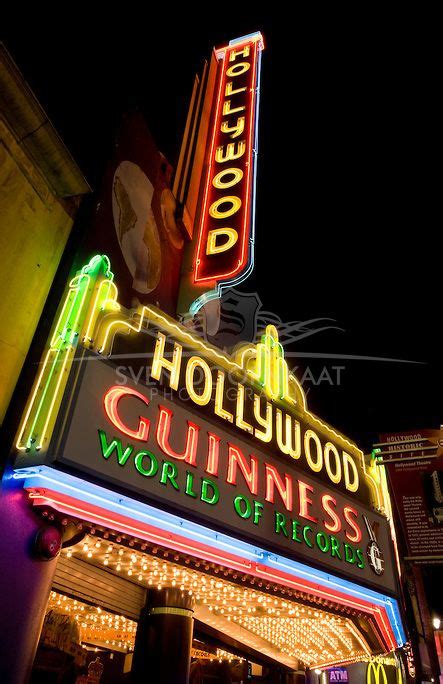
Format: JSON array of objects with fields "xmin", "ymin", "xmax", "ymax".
[{"xmin": 190, "ymin": 32, "xmax": 264, "ymax": 313}]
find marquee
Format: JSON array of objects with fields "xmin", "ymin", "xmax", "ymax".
[{"xmin": 12, "ymin": 254, "xmax": 406, "ymax": 659}]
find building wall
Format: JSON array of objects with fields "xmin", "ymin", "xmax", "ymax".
[
  {"xmin": 0, "ymin": 121, "xmax": 78, "ymax": 424},
  {"xmin": 0, "ymin": 44, "xmax": 90, "ymax": 426}
]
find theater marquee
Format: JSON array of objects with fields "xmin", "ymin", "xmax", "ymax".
[
  {"xmin": 42, "ymin": 354, "xmax": 395, "ymax": 592},
  {"xmin": 14, "ymin": 255, "xmax": 396, "ymax": 594}
]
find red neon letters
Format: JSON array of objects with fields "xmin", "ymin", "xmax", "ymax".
[
  {"xmin": 103, "ymin": 386, "xmax": 150, "ymax": 441},
  {"xmin": 297, "ymin": 481, "xmax": 318, "ymax": 523},
  {"xmin": 102, "ymin": 385, "xmax": 362, "ymax": 544},
  {"xmin": 264, "ymin": 464, "xmax": 293, "ymax": 512},
  {"xmin": 226, "ymin": 444, "xmax": 259, "ymax": 495},
  {"xmin": 343, "ymin": 506, "xmax": 362, "ymax": 543},
  {"xmin": 156, "ymin": 406, "xmax": 200, "ymax": 466},
  {"xmin": 322, "ymin": 494, "xmax": 342, "ymax": 533}
]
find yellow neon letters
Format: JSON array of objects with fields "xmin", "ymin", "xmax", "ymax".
[
  {"xmin": 225, "ymin": 82, "xmax": 247, "ymax": 97},
  {"xmin": 226, "ymin": 62, "xmax": 250, "ymax": 77},
  {"xmin": 221, "ymin": 116, "xmax": 245, "ymax": 139},
  {"xmin": 212, "ymin": 167, "xmax": 243, "ymax": 189},
  {"xmin": 222, "ymin": 100, "xmax": 246, "ymax": 117},
  {"xmin": 215, "ymin": 141, "xmax": 246, "ymax": 163},
  {"xmin": 229, "ymin": 45, "xmax": 250, "ymax": 61},
  {"xmin": 206, "ymin": 228, "xmax": 238, "ymax": 255},
  {"xmin": 185, "ymin": 356, "xmax": 213, "ymax": 406},
  {"xmin": 151, "ymin": 333, "xmax": 182, "ymax": 391},
  {"xmin": 209, "ymin": 196, "xmax": 242, "ymax": 219}
]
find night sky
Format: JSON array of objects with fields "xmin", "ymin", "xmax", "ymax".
[{"xmin": 3, "ymin": 14, "xmax": 440, "ymax": 451}]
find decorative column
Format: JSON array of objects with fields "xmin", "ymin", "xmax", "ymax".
[
  {"xmin": 0, "ymin": 471, "xmax": 61, "ymax": 684},
  {"xmin": 132, "ymin": 587, "xmax": 195, "ymax": 684}
]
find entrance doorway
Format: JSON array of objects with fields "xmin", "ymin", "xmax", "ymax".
[{"xmin": 31, "ymin": 527, "xmax": 377, "ymax": 682}]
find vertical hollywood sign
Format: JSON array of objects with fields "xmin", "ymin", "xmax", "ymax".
[{"xmin": 194, "ymin": 35, "xmax": 263, "ymax": 284}]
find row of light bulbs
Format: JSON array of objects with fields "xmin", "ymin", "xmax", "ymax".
[
  {"xmin": 59, "ymin": 535, "xmax": 367, "ymax": 667},
  {"xmin": 47, "ymin": 591, "xmax": 136, "ymax": 651},
  {"xmin": 215, "ymin": 648, "xmax": 245, "ymax": 663},
  {"xmin": 229, "ymin": 614, "xmax": 357, "ymax": 665},
  {"xmin": 48, "ymin": 591, "xmax": 254, "ymax": 664},
  {"xmin": 311, "ymin": 651, "xmax": 396, "ymax": 670}
]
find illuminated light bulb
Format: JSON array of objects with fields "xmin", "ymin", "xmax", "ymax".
[
  {"xmin": 128, "ymin": 569, "xmax": 133, "ymax": 576},
  {"xmin": 95, "ymin": 541, "xmax": 101, "ymax": 548},
  {"xmin": 83, "ymin": 543, "xmax": 89, "ymax": 552},
  {"xmin": 66, "ymin": 550, "xmax": 72, "ymax": 558},
  {"xmin": 104, "ymin": 557, "xmax": 109, "ymax": 566},
  {"xmin": 87, "ymin": 551, "xmax": 92, "ymax": 558},
  {"xmin": 116, "ymin": 563, "xmax": 121, "ymax": 572},
  {"xmin": 118, "ymin": 549, "xmax": 124, "ymax": 556}
]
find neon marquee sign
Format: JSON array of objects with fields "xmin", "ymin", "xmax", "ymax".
[
  {"xmin": 108, "ymin": 329, "xmax": 362, "ymax": 496},
  {"xmin": 14, "ymin": 464, "xmax": 406, "ymax": 659},
  {"xmin": 15, "ymin": 255, "xmax": 387, "ymax": 514},
  {"xmin": 195, "ymin": 34, "xmax": 261, "ymax": 281},
  {"xmin": 11, "ymin": 251, "xmax": 405, "ymax": 651},
  {"xmin": 103, "ymin": 385, "xmax": 362, "ymax": 524},
  {"xmin": 181, "ymin": 32, "xmax": 263, "ymax": 315},
  {"xmin": 23, "ymin": 352, "xmax": 394, "ymax": 589},
  {"xmin": 11, "ymin": 249, "xmax": 397, "ymax": 590},
  {"xmin": 99, "ymin": 381, "xmax": 366, "ymax": 568}
]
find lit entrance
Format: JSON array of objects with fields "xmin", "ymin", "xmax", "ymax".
[{"xmin": 31, "ymin": 527, "xmax": 390, "ymax": 683}]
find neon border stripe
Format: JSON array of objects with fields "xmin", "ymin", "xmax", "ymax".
[
  {"xmin": 193, "ymin": 44, "xmax": 228, "ymax": 282},
  {"xmin": 27, "ymin": 487, "xmax": 396, "ymax": 652},
  {"xmin": 12, "ymin": 465, "xmax": 405, "ymax": 650}
]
